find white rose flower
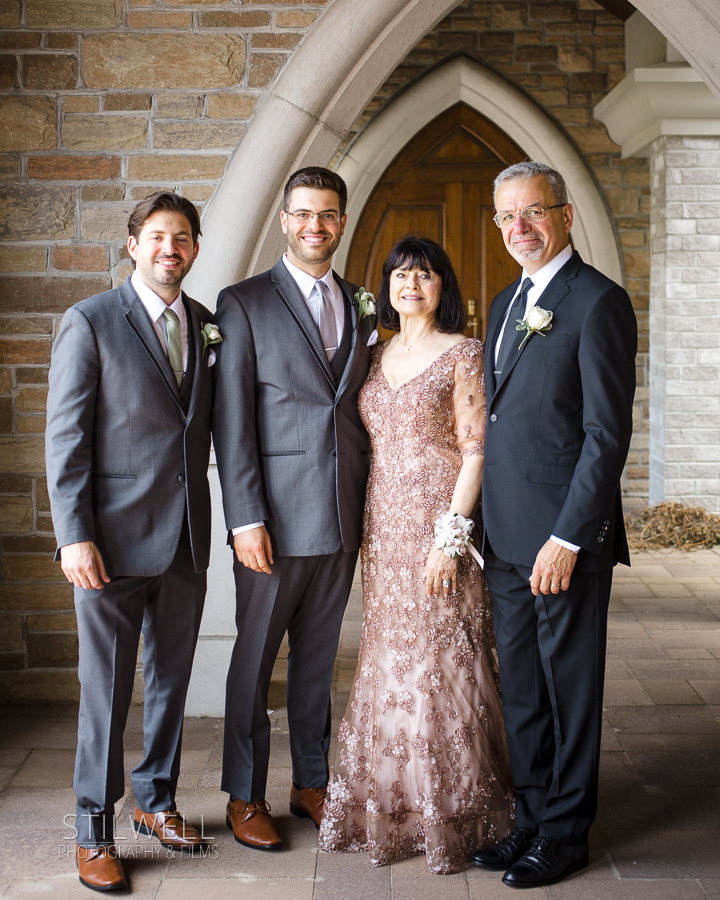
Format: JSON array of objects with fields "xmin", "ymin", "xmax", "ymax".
[
  {"xmin": 525, "ymin": 306, "xmax": 553, "ymax": 330},
  {"xmin": 205, "ymin": 324, "xmax": 221, "ymax": 341}
]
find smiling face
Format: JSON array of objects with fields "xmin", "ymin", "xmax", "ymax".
[
  {"xmin": 280, "ymin": 186, "xmax": 346, "ymax": 276},
  {"xmin": 494, "ymin": 175, "xmax": 573, "ymax": 274},
  {"xmin": 388, "ymin": 264, "xmax": 442, "ymax": 324},
  {"xmin": 127, "ymin": 209, "xmax": 198, "ymax": 302}
]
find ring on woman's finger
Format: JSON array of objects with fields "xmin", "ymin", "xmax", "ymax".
[
  {"xmin": 551, "ymin": 582, "xmax": 560, "ymax": 588},
  {"xmin": 442, "ymin": 579, "xmax": 451, "ymax": 588}
]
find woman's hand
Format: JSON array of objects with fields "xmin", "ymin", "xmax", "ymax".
[{"xmin": 423, "ymin": 547, "xmax": 458, "ymax": 598}]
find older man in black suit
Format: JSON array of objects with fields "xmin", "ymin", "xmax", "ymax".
[{"xmin": 472, "ymin": 162, "xmax": 637, "ymax": 888}]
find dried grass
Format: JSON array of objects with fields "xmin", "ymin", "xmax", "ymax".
[{"xmin": 625, "ymin": 501, "xmax": 720, "ymax": 551}]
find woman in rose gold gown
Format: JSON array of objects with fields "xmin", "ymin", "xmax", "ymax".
[{"xmin": 318, "ymin": 236, "xmax": 514, "ymax": 874}]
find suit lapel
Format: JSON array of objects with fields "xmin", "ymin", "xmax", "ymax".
[
  {"xmin": 272, "ymin": 260, "xmax": 335, "ymax": 392},
  {"xmin": 182, "ymin": 295, "xmax": 202, "ymax": 421},
  {"xmin": 119, "ymin": 278, "xmax": 183, "ymax": 410},
  {"xmin": 493, "ymin": 253, "xmax": 579, "ymax": 395}
]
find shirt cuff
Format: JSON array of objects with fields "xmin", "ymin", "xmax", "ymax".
[
  {"xmin": 550, "ymin": 535, "xmax": 580, "ymax": 553},
  {"xmin": 231, "ymin": 521, "xmax": 264, "ymax": 535}
]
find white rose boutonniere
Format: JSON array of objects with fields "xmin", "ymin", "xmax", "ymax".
[
  {"xmin": 201, "ymin": 322, "xmax": 222, "ymax": 359},
  {"xmin": 516, "ymin": 305, "xmax": 553, "ymax": 350},
  {"xmin": 353, "ymin": 287, "xmax": 376, "ymax": 320}
]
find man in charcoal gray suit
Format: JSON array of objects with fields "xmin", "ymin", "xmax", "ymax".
[
  {"xmin": 212, "ymin": 167, "xmax": 377, "ymax": 851},
  {"xmin": 473, "ymin": 162, "xmax": 637, "ymax": 889},
  {"xmin": 46, "ymin": 193, "xmax": 215, "ymax": 892}
]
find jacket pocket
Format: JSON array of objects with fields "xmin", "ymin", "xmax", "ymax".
[
  {"xmin": 260, "ymin": 450, "xmax": 307, "ymax": 457},
  {"xmin": 526, "ymin": 462, "xmax": 575, "ymax": 484},
  {"xmin": 92, "ymin": 473, "xmax": 138, "ymax": 479}
]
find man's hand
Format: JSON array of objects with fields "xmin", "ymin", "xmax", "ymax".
[
  {"xmin": 530, "ymin": 539, "xmax": 577, "ymax": 596},
  {"xmin": 60, "ymin": 541, "xmax": 110, "ymax": 590},
  {"xmin": 233, "ymin": 525, "xmax": 273, "ymax": 574}
]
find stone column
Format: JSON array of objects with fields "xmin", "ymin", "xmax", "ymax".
[{"xmin": 648, "ymin": 136, "xmax": 720, "ymax": 512}]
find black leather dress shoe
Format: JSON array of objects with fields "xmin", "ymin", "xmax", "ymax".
[
  {"xmin": 502, "ymin": 836, "xmax": 589, "ymax": 888},
  {"xmin": 471, "ymin": 826, "xmax": 538, "ymax": 869}
]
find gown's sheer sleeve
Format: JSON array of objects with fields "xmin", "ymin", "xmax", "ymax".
[{"xmin": 453, "ymin": 342, "xmax": 486, "ymax": 456}]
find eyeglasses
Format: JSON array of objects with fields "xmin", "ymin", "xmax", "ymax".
[
  {"xmin": 286, "ymin": 210, "xmax": 342, "ymax": 225},
  {"xmin": 493, "ymin": 204, "xmax": 566, "ymax": 229}
]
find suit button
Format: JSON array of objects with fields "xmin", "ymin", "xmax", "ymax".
[
  {"xmin": 597, "ymin": 536, "xmax": 604, "ymax": 542},
  {"xmin": 490, "ymin": 414, "xmax": 497, "ymax": 422},
  {"xmin": 331, "ymin": 450, "xmax": 336, "ymax": 457},
  {"xmin": 604, "ymin": 519, "xmax": 610, "ymax": 525},
  {"xmin": 177, "ymin": 474, "xmax": 185, "ymax": 482}
]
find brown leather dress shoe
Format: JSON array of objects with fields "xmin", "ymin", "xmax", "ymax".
[
  {"xmin": 77, "ymin": 845, "xmax": 126, "ymax": 892},
  {"xmin": 289, "ymin": 785, "xmax": 326, "ymax": 829},
  {"xmin": 226, "ymin": 798, "xmax": 282, "ymax": 850},
  {"xmin": 133, "ymin": 806, "xmax": 204, "ymax": 851}
]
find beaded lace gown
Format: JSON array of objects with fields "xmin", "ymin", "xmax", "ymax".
[{"xmin": 318, "ymin": 338, "xmax": 514, "ymax": 874}]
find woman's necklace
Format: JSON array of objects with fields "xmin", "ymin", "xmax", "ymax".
[{"xmin": 395, "ymin": 327, "xmax": 437, "ymax": 352}]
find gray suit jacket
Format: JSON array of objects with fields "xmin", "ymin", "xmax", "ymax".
[
  {"xmin": 46, "ymin": 277, "xmax": 214, "ymax": 577},
  {"xmin": 212, "ymin": 259, "xmax": 375, "ymax": 557}
]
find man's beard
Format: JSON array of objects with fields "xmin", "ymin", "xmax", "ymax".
[
  {"xmin": 509, "ymin": 232, "xmax": 545, "ymax": 263},
  {"xmin": 287, "ymin": 229, "xmax": 341, "ymax": 266}
]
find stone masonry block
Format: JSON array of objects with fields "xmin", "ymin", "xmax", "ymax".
[
  {"xmin": 81, "ymin": 206, "xmax": 137, "ymax": 241},
  {"xmin": 493, "ymin": 3, "xmax": 527, "ymax": 30},
  {"xmin": 152, "ymin": 121, "xmax": 246, "ymax": 150},
  {"xmin": 0, "ymin": 614, "xmax": 23, "ymax": 652},
  {"xmin": 63, "ymin": 115, "xmax": 148, "ymax": 152},
  {"xmin": 2, "ymin": 554, "xmax": 64, "ymax": 581},
  {"xmin": 0, "ymin": 247, "xmax": 47, "ymax": 273},
  {"xmin": 63, "ymin": 95, "xmax": 98, "ymax": 113},
  {"xmin": 17, "ymin": 416, "xmax": 46, "ymax": 434},
  {"xmin": 276, "ymin": 10, "xmax": 319, "ymax": 27},
  {"xmin": 0, "ymin": 0, "xmax": 20, "ymax": 26},
  {"xmin": 0, "ymin": 32, "xmax": 41, "ymax": 50},
  {"xmin": 0, "ymin": 671, "xmax": 79, "ymax": 704},
  {"xmin": 0, "ymin": 436, "xmax": 45, "ymax": 474},
  {"xmin": 47, "ymin": 33, "xmax": 77, "ymax": 50},
  {"xmin": 26, "ymin": 612, "xmax": 76, "ymax": 631},
  {"xmin": 23, "ymin": 54, "xmax": 78, "ymax": 91},
  {"xmin": 249, "ymin": 52, "xmax": 285, "ymax": 88},
  {"xmin": 28, "ymin": 156, "xmax": 120, "ymax": 181},
  {"xmin": 251, "ymin": 33, "xmax": 302, "ymax": 50},
  {"xmin": 36, "ymin": 477, "xmax": 50, "ymax": 512},
  {"xmin": 27, "ymin": 632, "xmax": 78, "ymax": 668},
  {"xmin": 128, "ymin": 153, "xmax": 228, "ymax": 182},
  {"xmin": 567, "ymin": 124, "xmax": 618, "ymax": 154},
  {"xmin": 0, "ymin": 186, "xmax": 76, "ymax": 241},
  {"xmin": 52, "ymin": 245, "xmax": 108, "ymax": 272},
  {"xmin": 0, "ymin": 57, "xmax": 18, "ymax": 90},
  {"xmin": 128, "ymin": 11, "xmax": 192, "ymax": 28},
  {"xmin": 0, "ymin": 97, "xmax": 56, "ymax": 152},
  {"xmin": 0, "ymin": 496, "xmax": 32, "ymax": 532},
  {"xmin": 0, "ymin": 318, "xmax": 52, "ymax": 336},
  {"xmin": 558, "ymin": 44, "xmax": 594, "ymax": 72},
  {"xmin": 82, "ymin": 185, "xmax": 124, "ymax": 202},
  {"xmin": 155, "ymin": 95, "xmax": 205, "ymax": 119},
  {"xmin": 16, "ymin": 386, "xmax": 48, "ymax": 412},
  {"xmin": 0, "ymin": 276, "xmax": 110, "ymax": 314},
  {"xmin": 0, "ymin": 396, "xmax": 11, "ymax": 431},
  {"xmin": 200, "ymin": 10, "xmax": 270, "ymax": 28},
  {"xmin": 207, "ymin": 93, "xmax": 257, "ymax": 120},
  {"xmin": 83, "ymin": 34, "xmax": 246, "ymax": 90},
  {"xmin": 27, "ymin": 0, "xmax": 122, "ymax": 28},
  {"xmin": 103, "ymin": 94, "xmax": 153, "ymax": 112},
  {"xmin": 0, "ymin": 339, "xmax": 51, "ymax": 365}
]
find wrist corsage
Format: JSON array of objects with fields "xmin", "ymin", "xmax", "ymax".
[{"xmin": 434, "ymin": 511, "xmax": 484, "ymax": 566}]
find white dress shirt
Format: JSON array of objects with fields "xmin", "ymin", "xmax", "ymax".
[
  {"xmin": 232, "ymin": 257, "xmax": 346, "ymax": 537},
  {"xmin": 491, "ymin": 245, "xmax": 579, "ymax": 555},
  {"xmin": 131, "ymin": 271, "xmax": 188, "ymax": 371}
]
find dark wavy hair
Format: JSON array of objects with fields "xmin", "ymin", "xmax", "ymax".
[
  {"xmin": 128, "ymin": 191, "xmax": 202, "ymax": 244},
  {"xmin": 377, "ymin": 235, "xmax": 467, "ymax": 333}
]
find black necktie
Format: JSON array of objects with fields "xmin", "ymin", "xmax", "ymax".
[{"xmin": 495, "ymin": 278, "xmax": 533, "ymax": 376}]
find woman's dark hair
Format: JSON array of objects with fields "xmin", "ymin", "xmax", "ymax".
[{"xmin": 377, "ymin": 234, "xmax": 467, "ymax": 333}]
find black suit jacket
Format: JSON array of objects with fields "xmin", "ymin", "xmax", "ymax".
[
  {"xmin": 482, "ymin": 251, "xmax": 637, "ymax": 572},
  {"xmin": 212, "ymin": 259, "xmax": 375, "ymax": 557}
]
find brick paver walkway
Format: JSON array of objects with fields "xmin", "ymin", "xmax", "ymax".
[{"xmin": 1, "ymin": 549, "xmax": 719, "ymax": 898}]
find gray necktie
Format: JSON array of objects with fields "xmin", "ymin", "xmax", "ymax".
[
  {"xmin": 315, "ymin": 280, "xmax": 337, "ymax": 361},
  {"xmin": 495, "ymin": 277, "xmax": 533, "ymax": 376},
  {"xmin": 162, "ymin": 308, "xmax": 183, "ymax": 387}
]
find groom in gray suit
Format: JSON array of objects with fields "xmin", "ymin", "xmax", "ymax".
[
  {"xmin": 213, "ymin": 167, "xmax": 376, "ymax": 850},
  {"xmin": 46, "ymin": 193, "xmax": 215, "ymax": 892}
]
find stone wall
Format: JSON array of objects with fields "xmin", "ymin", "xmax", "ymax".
[
  {"xmin": 335, "ymin": 0, "xmax": 650, "ymax": 500},
  {"xmin": 0, "ymin": 0, "xmax": 648, "ymax": 702},
  {"xmin": 0, "ymin": 0, "xmax": 329, "ymax": 701},
  {"xmin": 649, "ymin": 136, "xmax": 720, "ymax": 513}
]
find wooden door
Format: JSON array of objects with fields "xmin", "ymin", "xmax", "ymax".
[{"xmin": 345, "ymin": 103, "xmax": 525, "ymax": 339}]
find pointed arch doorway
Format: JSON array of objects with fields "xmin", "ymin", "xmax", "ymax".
[{"xmin": 345, "ymin": 103, "xmax": 524, "ymax": 339}]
